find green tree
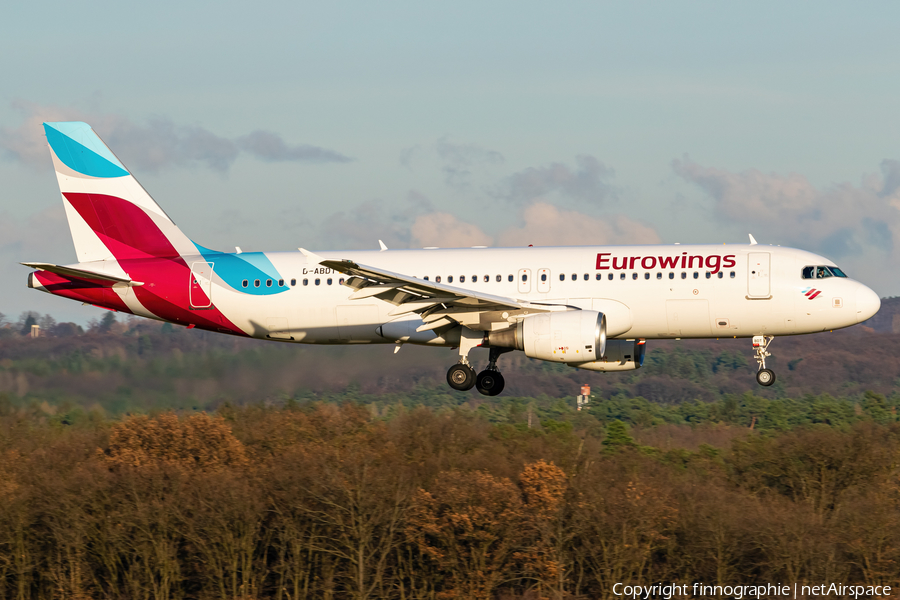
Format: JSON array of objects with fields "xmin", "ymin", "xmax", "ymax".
[
  {"xmin": 602, "ymin": 420, "xmax": 636, "ymax": 453},
  {"xmin": 98, "ymin": 312, "xmax": 116, "ymax": 334}
]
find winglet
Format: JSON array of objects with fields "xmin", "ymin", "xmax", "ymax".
[
  {"xmin": 378, "ymin": 240, "xmax": 388, "ymax": 251},
  {"xmin": 298, "ymin": 247, "xmax": 326, "ymax": 265},
  {"xmin": 748, "ymin": 234, "xmax": 758, "ymax": 246}
]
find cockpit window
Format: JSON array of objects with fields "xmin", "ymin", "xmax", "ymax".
[{"xmin": 802, "ymin": 265, "xmax": 847, "ymax": 279}]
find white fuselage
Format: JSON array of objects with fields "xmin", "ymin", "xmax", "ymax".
[{"xmin": 182, "ymin": 244, "xmax": 878, "ymax": 345}]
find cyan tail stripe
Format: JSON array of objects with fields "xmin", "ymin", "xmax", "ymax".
[
  {"xmin": 194, "ymin": 245, "xmax": 287, "ymax": 295},
  {"xmin": 44, "ymin": 122, "xmax": 129, "ymax": 178}
]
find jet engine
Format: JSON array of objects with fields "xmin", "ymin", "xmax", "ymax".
[
  {"xmin": 485, "ymin": 310, "xmax": 607, "ymax": 363},
  {"xmin": 570, "ymin": 339, "xmax": 646, "ymax": 372}
]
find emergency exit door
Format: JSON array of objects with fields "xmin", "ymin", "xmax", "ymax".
[
  {"xmin": 537, "ymin": 268, "xmax": 551, "ymax": 293},
  {"xmin": 190, "ymin": 262, "xmax": 214, "ymax": 308},
  {"xmin": 517, "ymin": 268, "xmax": 531, "ymax": 294},
  {"xmin": 747, "ymin": 253, "xmax": 771, "ymax": 298}
]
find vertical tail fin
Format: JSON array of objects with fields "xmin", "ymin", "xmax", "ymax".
[{"xmin": 44, "ymin": 122, "xmax": 197, "ymax": 263}]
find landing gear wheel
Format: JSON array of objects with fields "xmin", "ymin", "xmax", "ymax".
[
  {"xmin": 476, "ymin": 370, "xmax": 505, "ymax": 396},
  {"xmin": 447, "ymin": 364, "xmax": 476, "ymax": 391},
  {"xmin": 756, "ymin": 368, "xmax": 776, "ymax": 386}
]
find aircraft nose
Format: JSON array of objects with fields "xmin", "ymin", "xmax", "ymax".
[{"xmin": 855, "ymin": 284, "xmax": 881, "ymax": 323}]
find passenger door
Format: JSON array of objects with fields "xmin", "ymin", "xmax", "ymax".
[
  {"xmin": 747, "ymin": 252, "xmax": 771, "ymax": 298},
  {"xmin": 190, "ymin": 262, "xmax": 214, "ymax": 308}
]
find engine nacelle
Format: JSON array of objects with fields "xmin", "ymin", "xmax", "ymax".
[
  {"xmin": 486, "ymin": 310, "xmax": 606, "ymax": 363},
  {"xmin": 570, "ymin": 339, "xmax": 646, "ymax": 372}
]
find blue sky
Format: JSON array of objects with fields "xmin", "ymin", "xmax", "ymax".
[{"xmin": 2, "ymin": 1, "xmax": 900, "ymax": 324}]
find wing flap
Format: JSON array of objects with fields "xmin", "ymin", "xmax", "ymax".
[{"xmin": 297, "ymin": 249, "xmax": 581, "ymax": 332}]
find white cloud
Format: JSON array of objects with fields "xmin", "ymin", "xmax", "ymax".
[
  {"xmin": 400, "ymin": 137, "xmax": 505, "ymax": 191},
  {"xmin": 496, "ymin": 202, "xmax": 660, "ymax": 247},
  {"xmin": 410, "ymin": 212, "xmax": 493, "ymax": 248},
  {"xmin": 497, "ymin": 155, "xmax": 616, "ymax": 205},
  {"xmin": 0, "ymin": 102, "xmax": 351, "ymax": 174},
  {"xmin": 672, "ymin": 156, "xmax": 900, "ymax": 259}
]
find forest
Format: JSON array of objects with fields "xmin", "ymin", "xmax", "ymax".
[{"xmin": 0, "ymin": 302, "xmax": 899, "ymax": 598}]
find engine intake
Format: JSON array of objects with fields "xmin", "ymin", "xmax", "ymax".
[{"xmin": 486, "ymin": 310, "xmax": 607, "ymax": 363}]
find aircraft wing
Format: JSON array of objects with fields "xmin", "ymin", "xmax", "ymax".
[
  {"xmin": 21, "ymin": 262, "xmax": 144, "ymax": 286},
  {"xmin": 300, "ymin": 249, "xmax": 567, "ymax": 332}
]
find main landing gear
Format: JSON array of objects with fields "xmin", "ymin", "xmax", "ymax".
[
  {"xmin": 447, "ymin": 349, "xmax": 508, "ymax": 396},
  {"xmin": 446, "ymin": 329, "xmax": 509, "ymax": 396},
  {"xmin": 753, "ymin": 335, "xmax": 776, "ymax": 387}
]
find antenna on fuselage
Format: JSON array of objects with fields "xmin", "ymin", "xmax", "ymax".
[{"xmin": 748, "ymin": 234, "xmax": 758, "ymax": 246}]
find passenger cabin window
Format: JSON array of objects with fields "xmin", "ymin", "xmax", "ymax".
[
  {"xmin": 495, "ymin": 275, "xmax": 501, "ymax": 282},
  {"xmin": 315, "ymin": 278, "xmax": 321, "ymax": 286},
  {"xmin": 657, "ymin": 272, "xmax": 662, "ymax": 279},
  {"xmin": 681, "ymin": 272, "xmax": 687, "ymax": 279},
  {"xmin": 693, "ymin": 272, "xmax": 699, "ymax": 279},
  {"xmin": 717, "ymin": 272, "xmax": 723, "ymax": 279},
  {"xmin": 669, "ymin": 273, "xmax": 674, "ymax": 280},
  {"xmin": 559, "ymin": 273, "xmax": 565, "ymax": 282},
  {"xmin": 327, "ymin": 278, "xmax": 333, "ymax": 285},
  {"xmin": 303, "ymin": 279, "xmax": 308, "ymax": 286},
  {"xmin": 620, "ymin": 273, "xmax": 626, "ymax": 280},
  {"xmin": 424, "ymin": 276, "xmax": 429, "ymax": 281},
  {"xmin": 542, "ymin": 274, "xmax": 548, "ymax": 282},
  {"xmin": 644, "ymin": 273, "xmax": 650, "ymax": 280},
  {"xmin": 448, "ymin": 276, "xmax": 454, "ymax": 283},
  {"xmin": 291, "ymin": 279, "xmax": 296, "ymax": 286},
  {"xmin": 608, "ymin": 273, "xmax": 613, "ymax": 280},
  {"xmin": 632, "ymin": 273, "xmax": 638, "ymax": 280},
  {"xmin": 730, "ymin": 271, "xmax": 736, "ymax": 278},
  {"xmin": 279, "ymin": 279, "xmax": 284, "ymax": 287},
  {"xmin": 583, "ymin": 273, "xmax": 589, "ymax": 281},
  {"xmin": 522, "ymin": 274, "xmax": 528, "ymax": 282},
  {"xmin": 436, "ymin": 276, "xmax": 442, "ymax": 283},
  {"xmin": 803, "ymin": 265, "xmax": 848, "ymax": 279},
  {"xmin": 705, "ymin": 272, "xmax": 711, "ymax": 279},
  {"xmin": 596, "ymin": 273, "xmax": 602, "ymax": 281},
  {"xmin": 266, "ymin": 279, "xmax": 273, "ymax": 287},
  {"xmin": 471, "ymin": 274, "xmax": 477, "ymax": 282},
  {"xmin": 460, "ymin": 275, "xmax": 466, "ymax": 283},
  {"xmin": 242, "ymin": 280, "xmax": 248, "ymax": 288},
  {"xmin": 571, "ymin": 273, "xmax": 577, "ymax": 281},
  {"xmin": 508, "ymin": 275, "xmax": 514, "ymax": 282},
  {"xmin": 254, "ymin": 279, "xmax": 260, "ymax": 287}
]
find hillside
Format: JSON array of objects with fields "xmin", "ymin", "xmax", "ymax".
[{"xmin": 0, "ymin": 300, "xmax": 898, "ymax": 414}]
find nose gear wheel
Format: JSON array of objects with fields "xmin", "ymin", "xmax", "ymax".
[{"xmin": 752, "ymin": 335, "xmax": 776, "ymax": 387}]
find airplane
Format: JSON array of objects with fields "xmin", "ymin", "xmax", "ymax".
[{"xmin": 24, "ymin": 122, "xmax": 881, "ymax": 395}]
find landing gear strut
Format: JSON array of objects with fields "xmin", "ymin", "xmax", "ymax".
[
  {"xmin": 753, "ymin": 335, "xmax": 776, "ymax": 387},
  {"xmin": 447, "ymin": 328, "xmax": 482, "ymax": 391}
]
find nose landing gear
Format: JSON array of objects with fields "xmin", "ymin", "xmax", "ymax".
[{"xmin": 753, "ymin": 335, "xmax": 776, "ymax": 386}]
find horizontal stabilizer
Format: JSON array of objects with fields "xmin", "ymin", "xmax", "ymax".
[{"xmin": 21, "ymin": 262, "xmax": 144, "ymax": 286}]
